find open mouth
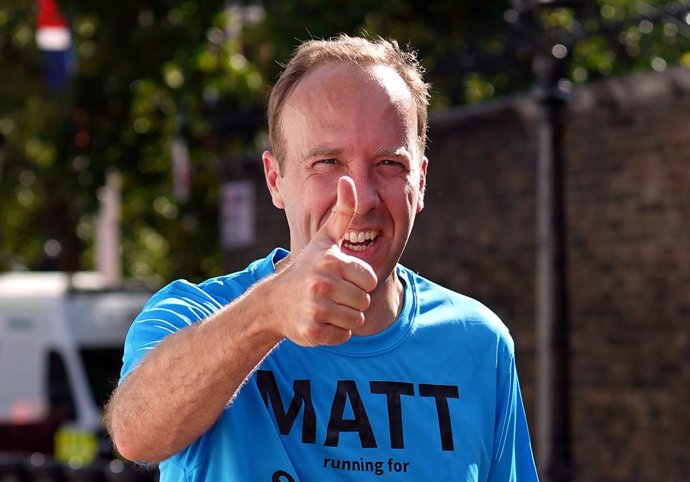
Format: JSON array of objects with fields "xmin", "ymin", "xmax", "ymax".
[{"xmin": 342, "ymin": 230, "xmax": 378, "ymax": 252}]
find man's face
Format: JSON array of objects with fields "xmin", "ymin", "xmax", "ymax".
[{"xmin": 264, "ymin": 63, "xmax": 427, "ymax": 287}]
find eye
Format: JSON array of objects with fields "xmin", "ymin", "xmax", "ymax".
[
  {"xmin": 309, "ymin": 158, "xmax": 343, "ymax": 172},
  {"xmin": 379, "ymin": 159, "xmax": 407, "ymax": 170}
]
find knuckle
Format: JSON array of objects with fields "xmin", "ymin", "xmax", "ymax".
[
  {"xmin": 301, "ymin": 324, "xmax": 322, "ymax": 344},
  {"xmin": 363, "ymin": 270, "xmax": 378, "ymax": 291},
  {"xmin": 358, "ymin": 293, "xmax": 371, "ymax": 311},
  {"xmin": 308, "ymin": 277, "xmax": 332, "ymax": 298},
  {"xmin": 306, "ymin": 302, "xmax": 329, "ymax": 323},
  {"xmin": 304, "ymin": 323, "xmax": 349, "ymax": 346},
  {"xmin": 352, "ymin": 260, "xmax": 377, "ymax": 290},
  {"xmin": 319, "ymin": 250, "xmax": 343, "ymax": 272}
]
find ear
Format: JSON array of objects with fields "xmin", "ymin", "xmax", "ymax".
[
  {"xmin": 263, "ymin": 150, "xmax": 285, "ymax": 209},
  {"xmin": 416, "ymin": 156, "xmax": 428, "ymax": 213}
]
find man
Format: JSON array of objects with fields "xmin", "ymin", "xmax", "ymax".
[{"xmin": 106, "ymin": 35, "xmax": 539, "ymax": 481}]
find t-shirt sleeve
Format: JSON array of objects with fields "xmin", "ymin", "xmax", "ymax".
[
  {"xmin": 487, "ymin": 339, "xmax": 540, "ymax": 482},
  {"xmin": 119, "ymin": 279, "xmax": 231, "ymax": 382}
]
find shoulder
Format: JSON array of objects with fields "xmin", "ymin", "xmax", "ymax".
[
  {"xmin": 400, "ymin": 266, "xmax": 514, "ymax": 353},
  {"xmin": 121, "ymin": 250, "xmax": 286, "ymax": 379},
  {"xmin": 140, "ymin": 271, "xmax": 249, "ymax": 317},
  {"xmin": 148, "ymin": 248, "xmax": 287, "ymax": 310}
]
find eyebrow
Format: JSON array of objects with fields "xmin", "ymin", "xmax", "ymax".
[
  {"xmin": 302, "ymin": 145, "xmax": 413, "ymax": 163},
  {"xmin": 376, "ymin": 146, "xmax": 413, "ymax": 160},
  {"xmin": 303, "ymin": 146, "xmax": 342, "ymax": 162}
]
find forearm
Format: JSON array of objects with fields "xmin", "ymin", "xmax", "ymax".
[
  {"xmin": 106, "ymin": 280, "xmax": 282, "ymax": 463},
  {"xmin": 106, "ymin": 208, "xmax": 378, "ymax": 463}
]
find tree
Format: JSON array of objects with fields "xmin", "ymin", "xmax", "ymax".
[
  {"xmin": 1, "ymin": 0, "xmax": 268, "ymax": 283},
  {"xmin": 1, "ymin": 0, "xmax": 688, "ymax": 282}
]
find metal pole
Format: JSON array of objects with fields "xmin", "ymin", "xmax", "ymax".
[
  {"xmin": 534, "ymin": 49, "xmax": 572, "ymax": 482},
  {"xmin": 535, "ymin": 83, "xmax": 555, "ymax": 477},
  {"xmin": 95, "ymin": 169, "xmax": 122, "ymax": 287}
]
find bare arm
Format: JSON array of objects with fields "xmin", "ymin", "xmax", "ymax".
[
  {"xmin": 105, "ymin": 278, "xmax": 282, "ymax": 462},
  {"xmin": 105, "ymin": 177, "xmax": 376, "ymax": 463}
]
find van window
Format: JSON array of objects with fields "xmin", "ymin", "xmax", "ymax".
[
  {"xmin": 47, "ymin": 351, "xmax": 76, "ymax": 421},
  {"xmin": 78, "ymin": 348, "xmax": 123, "ymax": 409}
]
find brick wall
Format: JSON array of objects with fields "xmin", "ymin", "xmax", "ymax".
[{"xmin": 564, "ymin": 69, "xmax": 690, "ymax": 482}]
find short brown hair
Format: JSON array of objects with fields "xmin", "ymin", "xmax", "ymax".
[{"xmin": 267, "ymin": 34, "xmax": 430, "ymax": 168}]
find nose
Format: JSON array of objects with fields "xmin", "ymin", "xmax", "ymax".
[{"xmin": 350, "ymin": 168, "xmax": 381, "ymax": 215}]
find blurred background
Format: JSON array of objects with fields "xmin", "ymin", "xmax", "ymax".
[{"xmin": 0, "ymin": 0, "xmax": 689, "ymax": 481}]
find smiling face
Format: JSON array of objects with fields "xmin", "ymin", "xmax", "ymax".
[{"xmin": 263, "ymin": 62, "xmax": 427, "ymax": 289}]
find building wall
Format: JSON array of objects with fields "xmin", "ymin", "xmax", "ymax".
[{"xmin": 564, "ymin": 70, "xmax": 690, "ymax": 482}]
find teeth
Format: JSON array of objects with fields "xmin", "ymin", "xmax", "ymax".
[{"xmin": 343, "ymin": 230, "xmax": 377, "ymax": 246}]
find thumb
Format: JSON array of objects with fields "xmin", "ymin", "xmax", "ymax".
[{"xmin": 318, "ymin": 176, "xmax": 357, "ymax": 246}]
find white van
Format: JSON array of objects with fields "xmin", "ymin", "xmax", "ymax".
[{"xmin": 0, "ymin": 271, "xmax": 150, "ymax": 466}]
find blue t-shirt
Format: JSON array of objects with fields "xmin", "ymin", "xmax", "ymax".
[{"xmin": 121, "ymin": 249, "xmax": 538, "ymax": 481}]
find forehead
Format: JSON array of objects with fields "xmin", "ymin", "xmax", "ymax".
[
  {"xmin": 281, "ymin": 63, "xmax": 418, "ymax": 155},
  {"xmin": 290, "ymin": 62, "xmax": 413, "ymax": 111}
]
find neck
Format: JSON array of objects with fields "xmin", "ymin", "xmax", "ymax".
[{"xmin": 353, "ymin": 269, "xmax": 404, "ymax": 337}]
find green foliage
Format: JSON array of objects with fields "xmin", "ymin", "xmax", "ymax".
[
  {"xmin": 570, "ymin": 1, "xmax": 690, "ymax": 81},
  {"xmin": 260, "ymin": 0, "xmax": 520, "ymax": 107},
  {"xmin": 1, "ymin": 0, "xmax": 688, "ymax": 283},
  {"xmin": 1, "ymin": 0, "xmax": 268, "ymax": 283},
  {"xmin": 528, "ymin": 0, "xmax": 690, "ymax": 83}
]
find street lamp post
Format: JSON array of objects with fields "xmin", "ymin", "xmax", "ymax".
[
  {"xmin": 533, "ymin": 50, "xmax": 572, "ymax": 482},
  {"xmin": 509, "ymin": 1, "xmax": 579, "ymax": 481}
]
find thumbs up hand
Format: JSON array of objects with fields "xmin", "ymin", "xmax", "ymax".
[{"xmin": 268, "ymin": 176, "xmax": 378, "ymax": 346}]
